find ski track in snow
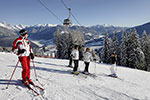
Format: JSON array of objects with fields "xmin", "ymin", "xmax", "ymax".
[{"xmin": 0, "ymin": 52, "xmax": 150, "ymax": 100}]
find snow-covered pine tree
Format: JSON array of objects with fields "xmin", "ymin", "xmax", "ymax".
[
  {"xmin": 71, "ymin": 30, "xmax": 85, "ymax": 47},
  {"xmin": 120, "ymin": 30, "xmax": 128, "ymax": 66},
  {"xmin": 60, "ymin": 31, "xmax": 71, "ymax": 59},
  {"xmin": 141, "ymin": 30, "xmax": 150, "ymax": 71},
  {"xmin": 135, "ymin": 47, "xmax": 145, "ymax": 70},
  {"xmin": 127, "ymin": 28, "xmax": 145, "ymax": 69},
  {"xmin": 54, "ymin": 29, "xmax": 85, "ymax": 59},
  {"xmin": 111, "ymin": 32, "xmax": 121, "ymax": 65},
  {"xmin": 101, "ymin": 32, "xmax": 112, "ymax": 63},
  {"xmin": 71, "ymin": 30, "xmax": 85, "ymax": 60},
  {"xmin": 54, "ymin": 29, "xmax": 63, "ymax": 58}
]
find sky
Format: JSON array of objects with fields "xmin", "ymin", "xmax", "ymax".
[{"xmin": 0, "ymin": 0, "xmax": 150, "ymax": 27}]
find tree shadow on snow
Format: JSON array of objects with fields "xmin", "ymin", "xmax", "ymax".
[
  {"xmin": 7, "ymin": 63, "xmax": 73, "ymax": 75},
  {"xmin": 34, "ymin": 66, "xmax": 72, "ymax": 75},
  {"xmin": 33, "ymin": 61, "xmax": 68, "ymax": 68},
  {"xmin": 8, "ymin": 60, "xmax": 68, "ymax": 69},
  {"xmin": 0, "ymin": 79, "xmax": 26, "ymax": 88}
]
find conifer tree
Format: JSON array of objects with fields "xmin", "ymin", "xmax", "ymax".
[
  {"xmin": 101, "ymin": 33, "xmax": 112, "ymax": 63},
  {"xmin": 54, "ymin": 29, "xmax": 63, "ymax": 58},
  {"xmin": 111, "ymin": 32, "xmax": 121, "ymax": 65},
  {"xmin": 127, "ymin": 29, "xmax": 145, "ymax": 69},
  {"xmin": 54, "ymin": 29, "xmax": 85, "ymax": 59},
  {"xmin": 141, "ymin": 30, "xmax": 150, "ymax": 71},
  {"xmin": 120, "ymin": 30, "xmax": 128, "ymax": 66}
]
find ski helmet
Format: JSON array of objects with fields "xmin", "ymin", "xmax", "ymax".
[{"xmin": 19, "ymin": 29, "xmax": 28, "ymax": 36}]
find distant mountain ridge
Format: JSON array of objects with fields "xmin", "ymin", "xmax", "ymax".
[
  {"xmin": 114, "ymin": 22, "xmax": 150, "ymax": 42},
  {"xmin": 0, "ymin": 22, "xmax": 126, "ymax": 39},
  {"xmin": 4, "ymin": 22, "xmax": 150, "ymax": 48}
]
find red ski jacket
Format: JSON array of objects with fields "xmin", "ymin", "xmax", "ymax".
[{"xmin": 12, "ymin": 36, "xmax": 32, "ymax": 57}]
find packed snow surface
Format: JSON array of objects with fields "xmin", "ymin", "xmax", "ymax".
[{"xmin": 0, "ymin": 52, "xmax": 150, "ymax": 100}]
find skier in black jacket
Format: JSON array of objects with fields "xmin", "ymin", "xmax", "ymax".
[
  {"xmin": 67, "ymin": 45, "xmax": 73, "ymax": 67},
  {"xmin": 110, "ymin": 53, "xmax": 117, "ymax": 77}
]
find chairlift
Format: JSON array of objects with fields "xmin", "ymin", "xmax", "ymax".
[{"xmin": 63, "ymin": 8, "xmax": 72, "ymax": 26}]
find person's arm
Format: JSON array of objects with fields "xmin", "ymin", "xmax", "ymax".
[
  {"xmin": 16, "ymin": 41, "xmax": 26, "ymax": 55},
  {"xmin": 90, "ymin": 53, "xmax": 93, "ymax": 61},
  {"xmin": 28, "ymin": 40, "xmax": 34, "ymax": 60}
]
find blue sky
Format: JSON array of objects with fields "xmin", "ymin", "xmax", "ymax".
[{"xmin": 0, "ymin": 0, "xmax": 150, "ymax": 27}]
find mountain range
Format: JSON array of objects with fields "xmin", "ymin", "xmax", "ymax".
[
  {"xmin": 1, "ymin": 21, "xmax": 150, "ymax": 48},
  {"xmin": 0, "ymin": 22, "xmax": 127, "ymax": 48}
]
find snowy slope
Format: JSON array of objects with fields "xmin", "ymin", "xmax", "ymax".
[{"xmin": 0, "ymin": 52, "xmax": 150, "ymax": 100}]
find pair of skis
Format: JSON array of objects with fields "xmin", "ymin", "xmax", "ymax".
[
  {"xmin": 98, "ymin": 72, "xmax": 123, "ymax": 81},
  {"xmin": 26, "ymin": 83, "xmax": 44, "ymax": 96},
  {"xmin": 81, "ymin": 72, "xmax": 97, "ymax": 78},
  {"xmin": 72, "ymin": 71, "xmax": 97, "ymax": 78}
]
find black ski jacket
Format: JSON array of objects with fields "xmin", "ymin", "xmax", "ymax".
[{"xmin": 111, "ymin": 56, "xmax": 116, "ymax": 64}]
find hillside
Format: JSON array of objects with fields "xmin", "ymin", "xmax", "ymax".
[
  {"xmin": 0, "ymin": 52, "xmax": 150, "ymax": 100},
  {"xmin": 114, "ymin": 22, "xmax": 150, "ymax": 42}
]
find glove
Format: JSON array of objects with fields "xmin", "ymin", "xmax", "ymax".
[
  {"xmin": 93, "ymin": 58, "xmax": 96, "ymax": 61},
  {"xmin": 18, "ymin": 49, "xmax": 26, "ymax": 55},
  {"xmin": 70, "ymin": 54, "xmax": 73, "ymax": 57},
  {"xmin": 30, "ymin": 53, "xmax": 34, "ymax": 60}
]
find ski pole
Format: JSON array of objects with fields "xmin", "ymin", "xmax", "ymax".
[
  {"xmin": 32, "ymin": 60, "xmax": 38, "ymax": 81},
  {"xmin": 6, "ymin": 60, "xmax": 20, "ymax": 89},
  {"xmin": 94, "ymin": 61, "xmax": 96, "ymax": 74},
  {"xmin": 32, "ymin": 60, "xmax": 44, "ymax": 86},
  {"xmin": 115, "ymin": 63, "xmax": 117, "ymax": 74}
]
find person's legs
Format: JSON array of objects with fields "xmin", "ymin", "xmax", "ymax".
[
  {"xmin": 73, "ymin": 60, "xmax": 78, "ymax": 72},
  {"xmin": 110, "ymin": 64, "xmax": 116, "ymax": 76},
  {"xmin": 84, "ymin": 62, "xmax": 90, "ymax": 72},
  {"xmin": 72, "ymin": 60, "xmax": 79, "ymax": 75},
  {"xmin": 68, "ymin": 57, "xmax": 73, "ymax": 67},
  {"xmin": 19, "ymin": 57, "xmax": 29, "ymax": 85},
  {"xmin": 27, "ymin": 56, "xmax": 32, "ymax": 83}
]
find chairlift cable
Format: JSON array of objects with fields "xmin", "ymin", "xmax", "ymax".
[
  {"xmin": 70, "ymin": 12, "xmax": 81, "ymax": 26},
  {"xmin": 60, "ymin": 0, "xmax": 68, "ymax": 10},
  {"xmin": 60, "ymin": 0, "xmax": 82, "ymax": 26},
  {"xmin": 37, "ymin": 0, "xmax": 63, "ymax": 23}
]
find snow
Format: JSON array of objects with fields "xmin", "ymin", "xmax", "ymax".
[
  {"xmin": 33, "ymin": 24, "xmax": 57, "ymax": 27},
  {"xmin": 0, "ymin": 22, "xmax": 29, "ymax": 31},
  {"xmin": 0, "ymin": 22, "xmax": 13, "ymax": 30},
  {"xmin": 12, "ymin": 24, "xmax": 29, "ymax": 30},
  {"xmin": 0, "ymin": 22, "xmax": 57, "ymax": 31},
  {"xmin": 30, "ymin": 40, "xmax": 44, "ymax": 47},
  {"xmin": 0, "ymin": 52, "xmax": 150, "ymax": 100}
]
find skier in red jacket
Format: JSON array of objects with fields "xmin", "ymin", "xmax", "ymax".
[{"xmin": 12, "ymin": 29, "xmax": 34, "ymax": 86}]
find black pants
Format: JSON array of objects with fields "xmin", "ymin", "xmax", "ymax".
[
  {"xmin": 73, "ymin": 60, "xmax": 79, "ymax": 71},
  {"xmin": 84, "ymin": 62, "xmax": 90, "ymax": 72},
  {"xmin": 69, "ymin": 57, "xmax": 72, "ymax": 66}
]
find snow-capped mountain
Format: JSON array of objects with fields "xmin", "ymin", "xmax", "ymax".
[
  {"xmin": 33, "ymin": 24, "xmax": 57, "ymax": 28},
  {"xmin": 0, "ymin": 52, "xmax": 150, "ymax": 100},
  {"xmin": 1, "ymin": 21, "xmax": 150, "ymax": 48},
  {"xmin": 0, "ymin": 22, "xmax": 127, "ymax": 47},
  {"xmin": 112, "ymin": 22, "xmax": 150, "ymax": 42},
  {"xmin": 0, "ymin": 22, "xmax": 58, "ymax": 31},
  {"xmin": 0, "ymin": 22, "xmax": 27, "ymax": 31}
]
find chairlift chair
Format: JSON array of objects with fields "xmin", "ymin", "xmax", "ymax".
[{"xmin": 63, "ymin": 8, "xmax": 72, "ymax": 26}]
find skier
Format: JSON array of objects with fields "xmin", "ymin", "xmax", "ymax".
[
  {"xmin": 78, "ymin": 45, "xmax": 84, "ymax": 60},
  {"xmin": 83, "ymin": 48, "xmax": 93, "ymax": 74},
  {"xmin": 109, "ymin": 53, "xmax": 117, "ymax": 77},
  {"xmin": 12, "ymin": 29, "xmax": 35, "ymax": 86},
  {"xmin": 67, "ymin": 44, "xmax": 73, "ymax": 68},
  {"xmin": 71, "ymin": 45, "xmax": 79, "ymax": 75}
]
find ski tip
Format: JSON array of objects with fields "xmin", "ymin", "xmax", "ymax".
[
  {"xmin": 36, "ymin": 93, "xmax": 40, "ymax": 96},
  {"xmin": 108, "ymin": 75, "xmax": 118, "ymax": 78}
]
